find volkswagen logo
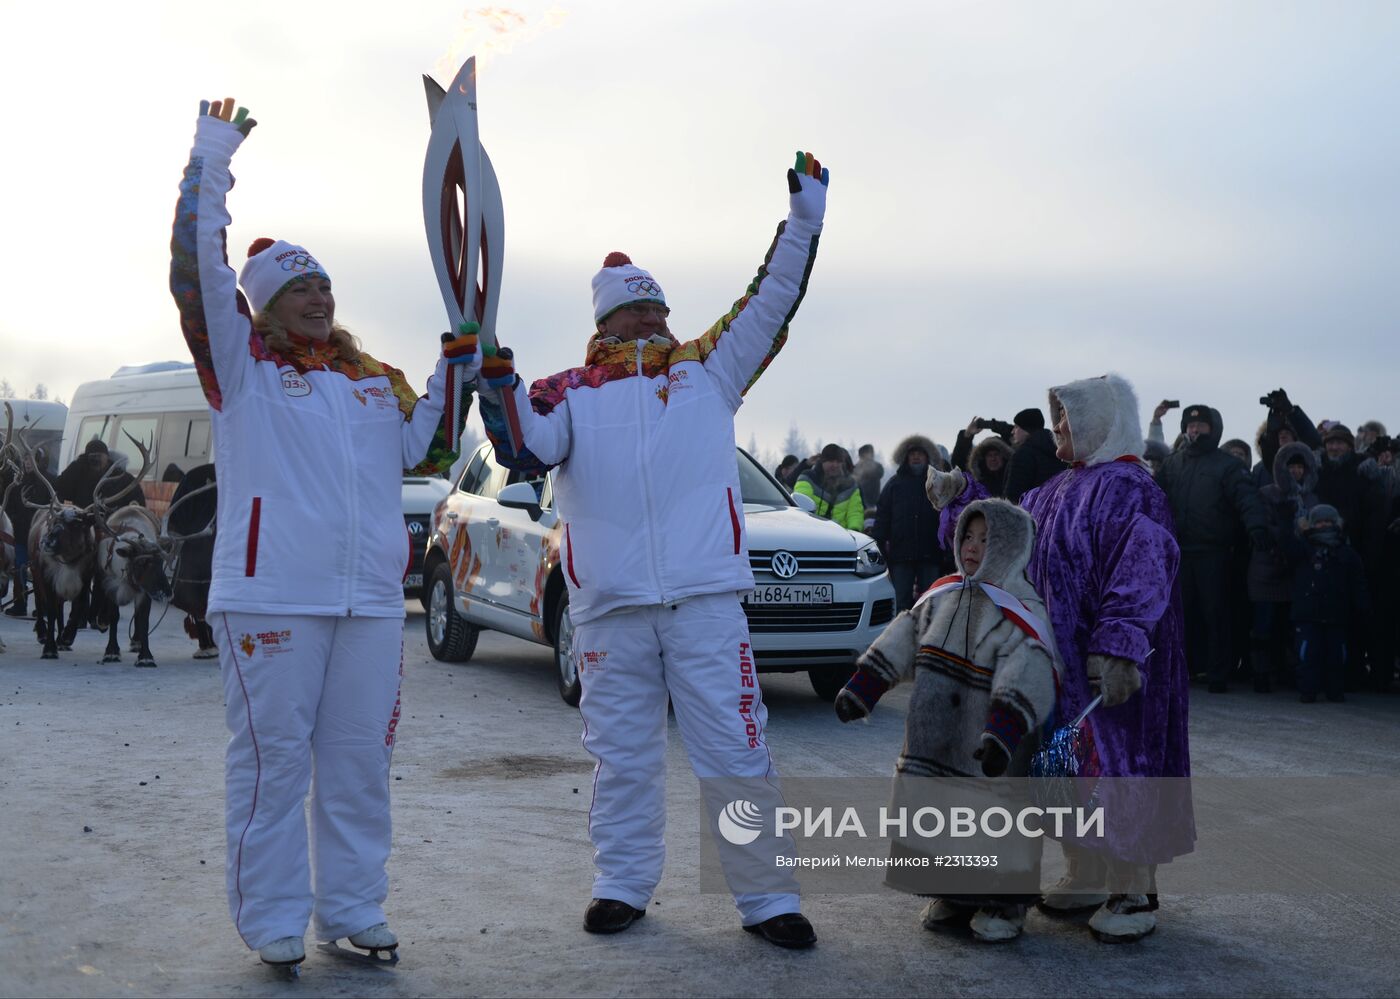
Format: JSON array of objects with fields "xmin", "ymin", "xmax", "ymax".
[
  {"xmin": 407, "ymin": 521, "xmax": 425, "ymax": 536},
  {"xmin": 770, "ymin": 550, "xmax": 799, "ymax": 579}
]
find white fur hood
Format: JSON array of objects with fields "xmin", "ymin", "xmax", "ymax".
[{"xmin": 1048, "ymin": 373, "xmax": 1145, "ymax": 466}]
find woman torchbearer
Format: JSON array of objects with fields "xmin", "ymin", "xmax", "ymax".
[{"xmin": 170, "ymin": 97, "xmax": 472, "ymax": 973}]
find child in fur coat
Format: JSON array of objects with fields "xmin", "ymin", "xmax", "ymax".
[{"xmin": 835, "ymin": 498, "xmax": 1059, "ymax": 942}]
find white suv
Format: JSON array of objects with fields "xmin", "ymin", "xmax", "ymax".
[{"xmin": 422, "ymin": 444, "xmax": 895, "ymax": 705}]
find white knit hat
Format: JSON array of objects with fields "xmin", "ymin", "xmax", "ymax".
[
  {"xmin": 591, "ymin": 251, "xmax": 665, "ymax": 322},
  {"xmin": 239, "ymin": 237, "xmax": 330, "ymax": 313}
]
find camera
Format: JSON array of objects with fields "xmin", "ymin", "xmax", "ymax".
[
  {"xmin": 975, "ymin": 418, "xmax": 1015, "ymax": 437},
  {"xmin": 1161, "ymin": 400, "xmax": 1180, "ymax": 410},
  {"xmin": 1260, "ymin": 388, "xmax": 1290, "ymax": 410}
]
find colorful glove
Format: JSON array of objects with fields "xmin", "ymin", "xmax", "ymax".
[
  {"xmin": 480, "ymin": 344, "xmax": 517, "ymax": 391},
  {"xmin": 441, "ymin": 321, "xmax": 482, "ymax": 377},
  {"xmin": 787, "ymin": 150, "xmax": 829, "ymax": 223},
  {"xmin": 834, "ymin": 668, "xmax": 889, "ymax": 723},
  {"xmin": 1087, "ymin": 654, "xmax": 1142, "ymax": 708},
  {"xmin": 198, "ymin": 96, "xmax": 257, "ymax": 137},
  {"xmin": 924, "ymin": 467, "xmax": 966, "ymax": 510}
]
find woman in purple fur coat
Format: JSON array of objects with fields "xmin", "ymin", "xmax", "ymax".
[{"xmin": 928, "ymin": 372, "xmax": 1194, "ymax": 944}]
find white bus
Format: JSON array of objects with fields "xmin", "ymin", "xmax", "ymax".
[
  {"xmin": 62, "ymin": 363, "xmax": 211, "ymax": 515},
  {"xmin": 4, "ymin": 398, "xmax": 68, "ymax": 475}
]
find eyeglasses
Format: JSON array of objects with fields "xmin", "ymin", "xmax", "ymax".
[{"xmin": 619, "ymin": 302, "xmax": 670, "ymax": 319}]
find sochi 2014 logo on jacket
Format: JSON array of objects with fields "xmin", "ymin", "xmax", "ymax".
[{"xmin": 279, "ymin": 366, "xmax": 312, "ymax": 397}]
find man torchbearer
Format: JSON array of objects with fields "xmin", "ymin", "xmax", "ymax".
[{"xmin": 475, "ymin": 153, "xmax": 829, "ymax": 948}]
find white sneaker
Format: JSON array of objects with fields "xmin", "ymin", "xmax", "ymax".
[
  {"xmin": 258, "ymin": 936, "xmax": 306, "ymax": 966},
  {"xmin": 970, "ymin": 904, "xmax": 1025, "ymax": 943},
  {"xmin": 348, "ymin": 922, "xmax": 398, "ymax": 951},
  {"xmin": 919, "ymin": 898, "xmax": 972, "ymax": 931},
  {"xmin": 1088, "ymin": 894, "xmax": 1157, "ymax": 943}
]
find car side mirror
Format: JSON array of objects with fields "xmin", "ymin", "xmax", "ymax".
[
  {"xmin": 791, "ymin": 491, "xmax": 817, "ymax": 514},
  {"xmin": 498, "ymin": 480, "xmax": 543, "ymax": 521}
]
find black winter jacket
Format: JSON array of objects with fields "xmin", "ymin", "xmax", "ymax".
[
  {"xmin": 871, "ymin": 434, "xmax": 941, "ymax": 564},
  {"xmin": 1315, "ymin": 451, "xmax": 1384, "ymax": 563},
  {"xmin": 1155, "ymin": 406, "xmax": 1267, "ymax": 553},
  {"xmin": 1005, "ymin": 428, "xmax": 1064, "ymax": 503},
  {"xmin": 1247, "ymin": 443, "xmax": 1318, "ymax": 603},
  {"xmin": 1285, "ymin": 532, "xmax": 1370, "ymax": 625}
]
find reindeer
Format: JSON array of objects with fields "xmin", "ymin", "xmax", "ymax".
[
  {"xmin": 25, "ymin": 432, "xmax": 151, "ymax": 659},
  {"xmin": 94, "ymin": 503, "xmax": 170, "ymax": 667}
]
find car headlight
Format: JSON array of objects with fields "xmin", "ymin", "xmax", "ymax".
[{"xmin": 855, "ymin": 541, "xmax": 886, "ymax": 577}]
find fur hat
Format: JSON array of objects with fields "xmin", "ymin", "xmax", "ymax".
[
  {"xmin": 1013, "ymin": 408, "xmax": 1044, "ymax": 433},
  {"xmin": 1322, "ymin": 423, "xmax": 1355, "ymax": 448},
  {"xmin": 239, "ymin": 237, "xmax": 329, "ymax": 313},
  {"xmin": 1180, "ymin": 404, "xmax": 1215, "ymax": 433},
  {"xmin": 818, "ymin": 443, "xmax": 852, "ymax": 470},
  {"xmin": 892, "ymin": 434, "xmax": 937, "ymax": 469},
  {"xmin": 591, "ymin": 251, "xmax": 666, "ymax": 323},
  {"xmin": 83, "ymin": 438, "xmax": 109, "ymax": 457}
]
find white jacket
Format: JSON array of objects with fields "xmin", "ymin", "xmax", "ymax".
[
  {"xmin": 170, "ymin": 116, "xmax": 455, "ymax": 618},
  {"xmin": 481, "ymin": 214, "xmax": 823, "ymax": 624}
]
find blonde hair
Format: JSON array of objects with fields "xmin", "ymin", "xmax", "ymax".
[{"xmin": 253, "ymin": 311, "xmax": 362, "ymax": 363}]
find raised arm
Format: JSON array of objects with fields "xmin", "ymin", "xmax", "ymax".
[
  {"xmin": 169, "ymin": 99, "xmax": 258, "ymax": 411},
  {"xmin": 680, "ymin": 152, "xmax": 828, "ymax": 410}
]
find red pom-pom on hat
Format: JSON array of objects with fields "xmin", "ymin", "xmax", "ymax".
[
  {"xmin": 247, "ymin": 237, "xmax": 276, "ymax": 258},
  {"xmin": 601, "ymin": 251, "xmax": 632, "ymax": 268}
]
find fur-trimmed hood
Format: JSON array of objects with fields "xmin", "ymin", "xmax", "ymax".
[
  {"xmin": 969, "ymin": 436, "xmax": 1013, "ymax": 486},
  {"xmin": 892, "ymin": 434, "xmax": 938, "ymax": 470},
  {"xmin": 953, "ymin": 498, "xmax": 1036, "ymax": 588},
  {"xmin": 1048, "ymin": 373, "xmax": 1145, "ymax": 466},
  {"xmin": 1272, "ymin": 440, "xmax": 1318, "ymax": 495}
]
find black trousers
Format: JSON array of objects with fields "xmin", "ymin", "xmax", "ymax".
[
  {"xmin": 1296, "ymin": 622, "xmax": 1347, "ymax": 700},
  {"xmin": 1180, "ymin": 550, "xmax": 1233, "ymax": 686},
  {"xmin": 888, "ymin": 560, "xmax": 940, "ymax": 614}
]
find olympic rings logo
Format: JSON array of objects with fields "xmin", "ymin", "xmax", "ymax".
[
  {"xmin": 627, "ymin": 279, "xmax": 662, "ymax": 297},
  {"xmin": 280, "ymin": 253, "xmax": 322, "ymax": 273}
]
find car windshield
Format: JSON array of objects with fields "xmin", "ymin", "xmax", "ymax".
[{"xmin": 737, "ymin": 448, "xmax": 792, "ymax": 507}]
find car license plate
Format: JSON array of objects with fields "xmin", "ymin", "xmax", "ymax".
[
  {"xmin": 744, "ymin": 583, "xmax": 833, "ymax": 605},
  {"xmin": 404, "ymin": 574, "xmax": 423, "ymax": 589}
]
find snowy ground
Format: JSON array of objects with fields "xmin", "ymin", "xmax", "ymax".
[{"xmin": 1, "ymin": 605, "xmax": 1397, "ymax": 998}]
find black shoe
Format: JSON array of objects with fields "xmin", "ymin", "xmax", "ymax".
[
  {"xmin": 3, "ymin": 603, "xmax": 27, "ymax": 618},
  {"xmin": 1208, "ymin": 682, "xmax": 1228, "ymax": 693},
  {"xmin": 583, "ymin": 898, "xmax": 646, "ymax": 934},
  {"xmin": 742, "ymin": 912, "xmax": 816, "ymax": 949},
  {"xmin": 1253, "ymin": 678, "xmax": 1272, "ymax": 694},
  {"xmin": 1326, "ymin": 693, "xmax": 1346, "ymax": 703},
  {"xmin": 1300, "ymin": 692, "xmax": 1317, "ymax": 703}
]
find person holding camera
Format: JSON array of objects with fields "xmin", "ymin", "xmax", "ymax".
[
  {"xmin": 1155, "ymin": 404, "xmax": 1269, "ymax": 693},
  {"xmin": 1253, "ymin": 388, "xmax": 1324, "ymax": 490},
  {"xmin": 951, "ymin": 416, "xmax": 1014, "ymax": 499}
]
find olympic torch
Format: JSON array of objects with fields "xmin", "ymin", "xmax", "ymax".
[{"xmin": 422, "ymin": 56, "xmax": 520, "ymax": 454}]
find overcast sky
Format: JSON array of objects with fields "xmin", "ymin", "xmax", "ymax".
[{"xmin": 2, "ymin": 0, "xmax": 1396, "ymax": 466}]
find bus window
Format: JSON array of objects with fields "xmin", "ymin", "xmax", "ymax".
[
  {"xmin": 76, "ymin": 415, "xmax": 113, "ymax": 456},
  {"xmin": 112, "ymin": 415, "xmax": 160, "ymax": 478}
]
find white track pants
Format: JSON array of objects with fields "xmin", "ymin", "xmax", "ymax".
[
  {"xmin": 576, "ymin": 592, "xmax": 799, "ymax": 925},
  {"xmin": 213, "ymin": 612, "xmax": 404, "ymax": 950}
]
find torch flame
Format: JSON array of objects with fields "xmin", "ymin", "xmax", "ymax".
[{"xmin": 435, "ymin": 6, "xmax": 569, "ymax": 88}]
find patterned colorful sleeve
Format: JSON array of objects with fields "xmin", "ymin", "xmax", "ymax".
[
  {"xmin": 168, "ymin": 119, "xmax": 260, "ymax": 411},
  {"xmin": 670, "ymin": 215, "xmax": 822, "ymax": 411},
  {"xmin": 478, "ymin": 372, "xmax": 574, "ymax": 474}
]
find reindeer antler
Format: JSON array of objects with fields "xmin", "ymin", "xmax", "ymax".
[{"xmin": 91, "ymin": 431, "xmax": 154, "ymax": 515}]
